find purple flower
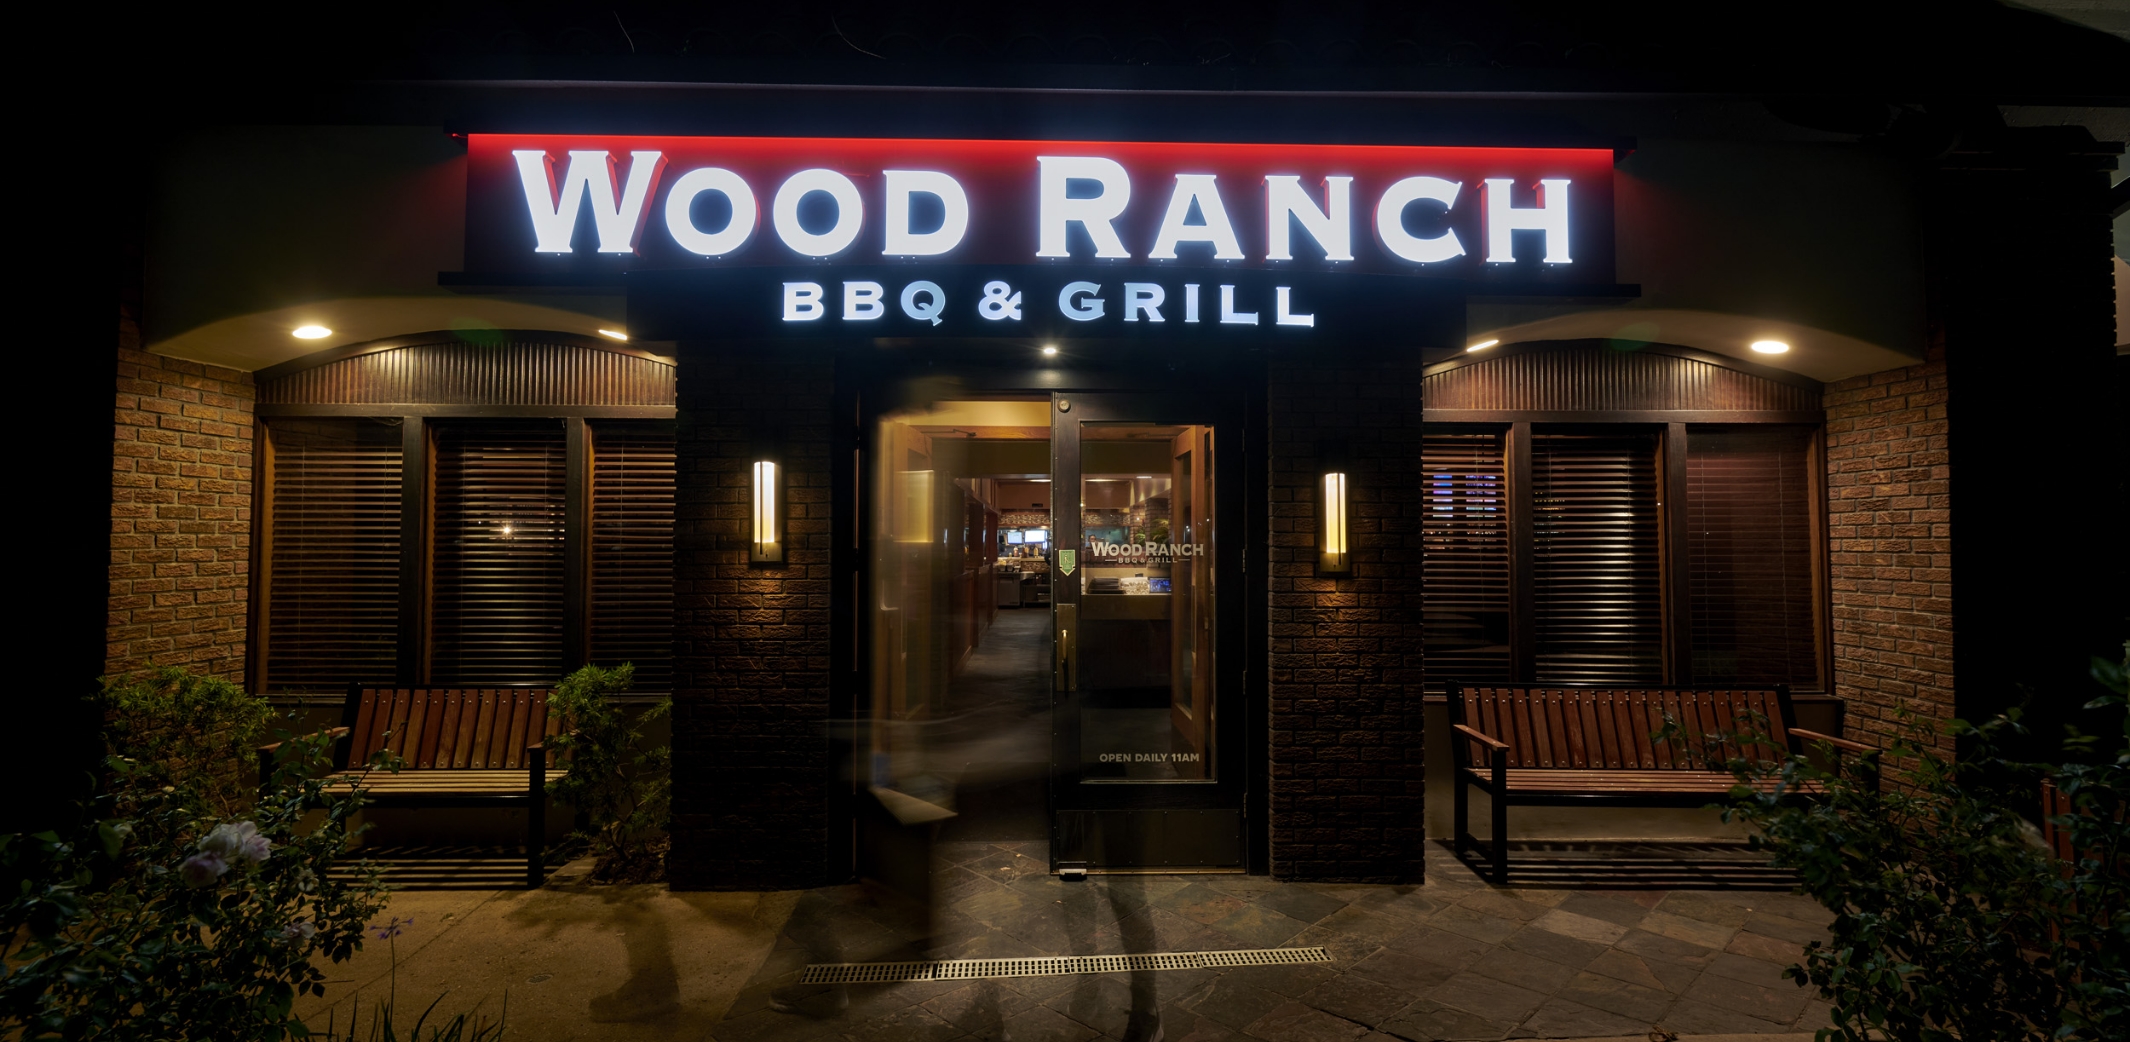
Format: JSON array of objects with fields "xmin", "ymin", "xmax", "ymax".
[
  {"xmin": 372, "ymin": 916, "xmax": 413, "ymax": 940},
  {"xmin": 199, "ymin": 821, "xmax": 272, "ymax": 866},
  {"xmin": 178, "ymin": 852, "xmax": 229, "ymax": 888}
]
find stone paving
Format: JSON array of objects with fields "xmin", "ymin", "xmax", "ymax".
[{"xmin": 708, "ymin": 841, "xmax": 1834, "ymax": 1041}]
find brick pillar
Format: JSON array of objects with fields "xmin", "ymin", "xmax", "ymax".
[
  {"xmin": 667, "ymin": 352, "xmax": 837, "ymax": 890},
  {"xmin": 1265, "ymin": 355, "xmax": 1428, "ymax": 883},
  {"xmin": 1821, "ymin": 347, "xmax": 1956, "ymax": 750},
  {"xmin": 108, "ymin": 330, "xmax": 255, "ymax": 681}
]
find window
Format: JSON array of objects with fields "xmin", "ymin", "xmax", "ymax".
[
  {"xmin": 431, "ymin": 423, "xmax": 568, "ymax": 685},
  {"xmin": 1685, "ymin": 426, "xmax": 1819, "ymax": 687},
  {"xmin": 1422, "ymin": 424, "xmax": 1824, "ymax": 691},
  {"xmin": 256, "ymin": 418, "xmax": 675, "ymax": 693},
  {"xmin": 589, "ymin": 424, "xmax": 677, "ymax": 692},
  {"xmin": 1532, "ymin": 433, "xmax": 1663, "ymax": 685},
  {"xmin": 259, "ymin": 419, "xmax": 403, "ymax": 691}
]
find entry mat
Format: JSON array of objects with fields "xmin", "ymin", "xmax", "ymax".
[{"xmin": 800, "ymin": 946, "xmax": 1332, "ymax": 985}]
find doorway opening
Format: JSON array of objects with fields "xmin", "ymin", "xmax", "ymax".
[{"xmin": 868, "ymin": 398, "xmax": 1055, "ymax": 845}]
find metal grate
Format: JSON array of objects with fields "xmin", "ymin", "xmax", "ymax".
[{"xmin": 799, "ymin": 947, "xmax": 1330, "ymax": 985}]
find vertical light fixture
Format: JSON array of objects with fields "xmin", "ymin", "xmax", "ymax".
[
  {"xmin": 1319, "ymin": 470, "xmax": 1351, "ymax": 576},
  {"xmin": 752, "ymin": 460, "xmax": 783, "ymax": 564}
]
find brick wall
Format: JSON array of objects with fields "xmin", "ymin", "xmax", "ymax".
[
  {"xmin": 667, "ymin": 353, "xmax": 837, "ymax": 890},
  {"xmin": 1266, "ymin": 356, "xmax": 1428, "ymax": 883},
  {"xmin": 108, "ymin": 322, "xmax": 255, "ymax": 681},
  {"xmin": 1820, "ymin": 343, "xmax": 1955, "ymax": 750}
]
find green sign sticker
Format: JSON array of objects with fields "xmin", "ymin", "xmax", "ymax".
[{"xmin": 1059, "ymin": 549, "xmax": 1076, "ymax": 576}]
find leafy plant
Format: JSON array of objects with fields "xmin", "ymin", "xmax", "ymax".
[
  {"xmin": 2, "ymin": 670, "xmax": 391, "ymax": 1040},
  {"xmin": 544, "ymin": 663, "xmax": 672, "ymax": 883},
  {"xmin": 98, "ymin": 666, "xmax": 274, "ymax": 817},
  {"xmin": 1712, "ymin": 644, "xmax": 2129, "ymax": 1042}
]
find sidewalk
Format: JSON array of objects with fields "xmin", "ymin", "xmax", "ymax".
[{"xmin": 298, "ymin": 842, "xmax": 1834, "ymax": 1041}]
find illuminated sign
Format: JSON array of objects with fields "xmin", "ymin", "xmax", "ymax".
[{"xmin": 463, "ymin": 135, "xmax": 1617, "ymax": 338}]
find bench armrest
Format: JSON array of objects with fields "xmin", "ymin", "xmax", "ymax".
[
  {"xmin": 257, "ymin": 726, "xmax": 350, "ymax": 755},
  {"xmin": 1453, "ymin": 723, "xmax": 1511, "ymax": 753},
  {"xmin": 1792, "ymin": 728, "xmax": 1875, "ymax": 755}
]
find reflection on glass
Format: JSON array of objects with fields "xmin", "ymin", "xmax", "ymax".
[{"xmin": 1077, "ymin": 424, "xmax": 1215, "ymax": 782}]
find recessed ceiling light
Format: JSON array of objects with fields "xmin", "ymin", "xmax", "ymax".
[
  {"xmin": 1467, "ymin": 339, "xmax": 1499, "ymax": 352},
  {"xmin": 597, "ymin": 329, "xmax": 629, "ymax": 341},
  {"xmin": 1137, "ymin": 475, "xmax": 1152, "ymax": 479},
  {"xmin": 1751, "ymin": 340, "xmax": 1790, "ymax": 354},
  {"xmin": 292, "ymin": 325, "xmax": 332, "ymax": 339},
  {"xmin": 1041, "ymin": 345, "xmax": 1059, "ymax": 356}
]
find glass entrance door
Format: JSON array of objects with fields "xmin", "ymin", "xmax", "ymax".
[{"xmin": 1050, "ymin": 393, "xmax": 1245, "ymax": 871}]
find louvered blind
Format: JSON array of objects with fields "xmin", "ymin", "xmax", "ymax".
[
  {"xmin": 263, "ymin": 419, "xmax": 403, "ymax": 692},
  {"xmin": 431, "ymin": 422, "xmax": 566, "ymax": 685},
  {"xmin": 1422, "ymin": 432, "xmax": 1512, "ymax": 690},
  {"xmin": 589, "ymin": 423, "xmax": 676, "ymax": 690},
  {"xmin": 1687, "ymin": 426, "xmax": 1819, "ymax": 687},
  {"xmin": 1532, "ymin": 434, "xmax": 1663, "ymax": 684}
]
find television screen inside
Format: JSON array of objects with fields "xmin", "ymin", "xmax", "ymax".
[
  {"xmin": 1006, "ymin": 530, "xmax": 1024, "ymax": 544},
  {"xmin": 1032, "ymin": 528, "xmax": 1050, "ymax": 543}
]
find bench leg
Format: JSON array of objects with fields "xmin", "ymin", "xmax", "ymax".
[
  {"xmin": 1453, "ymin": 772, "xmax": 1470, "ymax": 855},
  {"xmin": 1490, "ymin": 791, "xmax": 1509, "ymax": 885},
  {"xmin": 527, "ymin": 795, "xmax": 546, "ymax": 888}
]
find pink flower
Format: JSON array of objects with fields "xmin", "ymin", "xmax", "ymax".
[
  {"xmin": 178, "ymin": 852, "xmax": 228, "ymax": 888},
  {"xmin": 281, "ymin": 921, "xmax": 318, "ymax": 940}
]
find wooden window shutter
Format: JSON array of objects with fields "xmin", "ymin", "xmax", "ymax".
[
  {"xmin": 431, "ymin": 422, "xmax": 566, "ymax": 684},
  {"xmin": 589, "ymin": 423, "xmax": 676, "ymax": 690},
  {"xmin": 1531, "ymin": 433, "xmax": 1664, "ymax": 684},
  {"xmin": 1686, "ymin": 426, "xmax": 1820, "ymax": 687},
  {"xmin": 1422, "ymin": 431, "xmax": 1512, "ymax": 690},
  {"xmin": 262, "ymin": 419, "xmax": 403, "ymax": 692}
]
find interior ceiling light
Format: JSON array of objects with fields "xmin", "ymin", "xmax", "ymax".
[
  {"xmin": 291, "ymin": 325, "xmax": 332, "ymax": 339},
  {"xmin": 1041, "ymin": 344, "xmax": 1059, "ymax": 356},
  {"xmin": 1751, "ymin": 340, "xmax": 1791, "ymax": 354},
  {"xmin": 1137, "ymin": 475, "xmax": 1152, "ymax": 479},
  {"xmin": 597, "ymin": 329, "xmax": 629, "ymax": 341},
  {"xmin": 1466, "ymin": 339, "xmax": 1499, "ymax": 352}
]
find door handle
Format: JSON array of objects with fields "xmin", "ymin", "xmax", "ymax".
[{"xmin": 1055, "ymin": 604, "xmax": 1077, "ymax": 692}]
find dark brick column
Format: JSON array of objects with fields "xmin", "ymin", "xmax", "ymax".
[
  {"xmin": 1265, "ymin": 355, "xmax": 1428, "ymax": 883},
  {"xmin": 668, "ymin": 352, "xmax": 838, "ymax": 890},
  {"xmin": 1927, "ymin": 127, "xmax": 2125, "ymax": 737}
]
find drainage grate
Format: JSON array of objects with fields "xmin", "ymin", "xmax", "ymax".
[{"xmin": 799, "ymin": 946, "xmax": 1331, "ymax": 985}]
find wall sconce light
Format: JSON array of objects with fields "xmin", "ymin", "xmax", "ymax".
[
  {"xmin": 751, "ymin": 460, "xmax": 783, "ymax": 564},
  {"xmin": 1319, "ymin": 470, "xmax": 1351, "ymax": 577}
]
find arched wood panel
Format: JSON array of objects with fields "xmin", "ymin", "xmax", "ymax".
[
  {"xmin": 1423, "ymin": 341, "xmax": 1822, "ymax": 421},
  {"xmin": 258, "ymin": 332, "xmax": 675, "ymax": 413}
]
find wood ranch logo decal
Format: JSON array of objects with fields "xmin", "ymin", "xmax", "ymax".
[
  {"xmin": 1091, "ymin": 541, "xmax": 1206, "ymax": 558},
  {"xmin": 463, "ymin": 134, "xmax": 1617, "ymax": 338}
]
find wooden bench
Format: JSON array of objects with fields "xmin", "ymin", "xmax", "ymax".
[
  {"xmin": 1449, "ymin": 683, "xmax": 1872, "ymax": 883},
  {"xmin": 260, "ymin": 686, "xmax": 570, "ymax": 887}
]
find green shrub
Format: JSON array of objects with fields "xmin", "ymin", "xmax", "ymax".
[
  {"xmin": 2, "ymin": 670, "xmax": 391, "ymax": 1040},
  {"xmin": 1715, "ymin": 646, "xmax": 2128, "ymax": 1042},
  {"xmin": 544, "ymin": 664, "xmax": 671, "ymax": 882}
]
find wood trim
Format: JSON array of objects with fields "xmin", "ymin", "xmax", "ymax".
[
  {"xmin": 1423, "ymin": 410, "xmax": 1823, "ymax": 424},
  {"xmin": 259, "ymin": 404, "xmax": 677, "ymax": 419},
  {"xmin": 1507, "ymin": 422, "xmax": 1535, "ymax": 682},
  {"xmin": 1662, "ymin": 423, "xmax": 1691, "ymax": 685},
  {"xmin": 1808, "ymin": 425, "xmax": 1834, "ymax": 695},
  {"xmin": 248, "ymin": 423, "xmax": 277, "ymax": 696},
  {"xmin": 397, "ymin": 418, "xmax": 430, "ymax": 686},
  {"xmin": 255, "ymin": 330, "xmax": 674, "ymax": 382},
  {"xmin": 563, "ymin": 418, "xmax": 590, "ymax": 672}
]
